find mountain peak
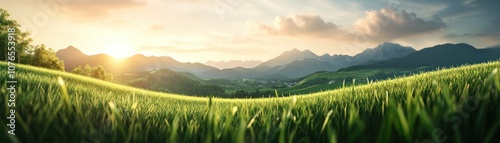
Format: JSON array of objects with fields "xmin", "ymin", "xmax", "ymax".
[
  {"xmin": 56, "ymin": 46, "xmax": 86, "ymax": 57},
  {"xmin": 204, "ymin": 60, "xmax": 263, "ymax": 69},
  {"xmin": 282, "ymin": 48, "xmax": 316, "ymax": 57},
  {"xmin": 55, "ymin": 46, "xmax": 90, "ymax": 70},
  {"xmin": 290, "ymin": 48, "xmax": 300, "ymax": 52},
  {"xmin": 259, "ymin": 48, "xmax": 319, "ymax": 67},
  {"xmin": 375, "ymin": 42, "xmax": 411, "ymax": 50},
  {"xmin": 66, "ymin": 45, "xmax": 77, "ymax": 49},
  {"xmin": 131, "ymin": 54, "xmax": 147, "ymax": 58},
  {"xmin": 352, "ymin": 42, "xmax": 416, "ymax": 62},
  {"xmin": 320, "ymin": 53, "xmax": 330, "ymax": 57},
  {"xmin": 380, "ymin": 42, "xmax": 397, "ymax": 46},
  {"xmin": 61, "ymin": 45, "xmax": 83, "ymax": 53}
]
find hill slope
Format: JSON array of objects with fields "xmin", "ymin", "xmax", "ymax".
[
  {"xmin": 121, "ymin": 69, "xmax": 225, "ymax": 96},
  {"xmin": 1, "ymin": 61, "xmax": 499, "ymax": 143}
]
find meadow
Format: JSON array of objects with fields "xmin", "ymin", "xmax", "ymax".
[{"xmin": 1, "ymin": 61, "xmax": 499, "ymax": 143}]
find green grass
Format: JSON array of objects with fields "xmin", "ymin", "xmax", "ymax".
[{"xmin": 1, "ymin": 61, "xmax": 500, "ymax": 143}]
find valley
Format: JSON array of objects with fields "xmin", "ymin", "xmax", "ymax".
[{"xmin": 57, "ymin": 42, "xmax": 500, "ymax": 98}]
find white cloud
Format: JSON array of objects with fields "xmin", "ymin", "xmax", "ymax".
[
  {"xmin": 247, "ymin": 13, "xmax": 351, "ymax": 39},
  {"xmin": 354, "ymin": 7, "xmax": 446, "ymax": 42},
  {"xmin": 248, "ymin": 7, "xmax": 446, "ymax": 45}
]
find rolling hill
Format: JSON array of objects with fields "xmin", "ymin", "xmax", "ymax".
[
  {"xmin": 1, "ymin": 61, "xmax": 499, "ymax": 142},
  {"xmin": 281, "ymin": 68, "xmax": 417, "ymax": 95},
  {"xmin": 117, "ymin": 68, "xmax": 225, "ymax": 96}
]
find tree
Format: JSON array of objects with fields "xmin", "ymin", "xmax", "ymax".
[
  {"xmin": 1, "ymin": 8, "xmax": 66, "ymax": 71},
  {"xmin": 72, "ymin": 65, "xmax": 86, "ymax": 76},
  {"xmin": 31, "ymin": 44, "xmax": 65, "ymax": 71},
  {"xmin": 72, "ymin": 64, "xmax": 113, "ymax": 81},
  {"xmin": 92, "ymin": 65, "xmax": 113, "ymax": 81},
  {"xmin": 0, "ymin": 8, "xmax": 32, "ymax": 63},
  {"xmin": 233, "ymin": 90, "xmax": 248, "ymax": 98}
]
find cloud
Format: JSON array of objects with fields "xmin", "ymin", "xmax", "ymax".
[
  {"xmin": 247, "ymin": 13, "xmax": 351, "ymax": 39},
  {"xmin": 418, "ymin": 0, "xmax": 500, "ymax": 19},
  {"xmin": 445, "ymin": 32, "xmax": 500, "ymax": 44},
  {"xmin": 139, "ymin": 46, "xmax": 266, "ymax": 55},
  {"xmin": 62, "ymin": 0, "xmax": 145, "ymax": 20},
  {"xmin": 150, "ymin": 24, "xmax": 166, "ymax": 31},
  {"xmin": 248, "ymin": 7, "xmax": 446, "ymax": 44},
  {"xmin": 354, "ymin": 7, "xmax": 446, "ymax": 42},
  {"xmin": 444, "ymin": 33, "xmax": 472, "ymax": 38}
]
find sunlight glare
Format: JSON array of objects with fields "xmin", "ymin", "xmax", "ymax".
[{"xmin": 105, "ymin": 41, "xmax": 135, "ymax": 59}]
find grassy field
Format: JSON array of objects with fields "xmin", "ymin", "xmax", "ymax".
[{"xmin": 1, "ymin": 61, "xmax": 500, "ymax": 143}]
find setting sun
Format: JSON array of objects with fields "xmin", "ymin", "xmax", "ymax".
[{"xmin": 105, "ymin": 42, "xmax": 135, "ymax": 59}]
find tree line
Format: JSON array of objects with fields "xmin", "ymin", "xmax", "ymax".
[
  {"xmin": 0, "ymin": 9, "xmax": 64, "ymax": 71},
  {"xmin": 72, "ymin": 64, "xmax": 113, "ymax": 81},
  {"xmin": 229, "ymin": 89, "xmax": 276, "ymax": 98},
  {"xmin": 1, "ymin": 8, "xmax": 113, "ymax": 81}
]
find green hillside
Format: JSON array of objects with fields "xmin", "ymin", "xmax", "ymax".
[
  {"xmin": 116, "ymin": 69, "xmax": 225, "ymax": 96},
  {"xmin": 282, "ymin": 68, "xmax": 417, "ymax": 95},
  {"xmin": 1, "ymin": 61, "xmax": 500, "ymax": 142}
]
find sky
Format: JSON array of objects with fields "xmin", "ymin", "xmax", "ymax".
[{"xmin": 2, "ymin": 0, "xmax": 499, "ymax": 63}]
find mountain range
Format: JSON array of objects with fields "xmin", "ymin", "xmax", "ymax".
[
  {"xmin": 56, "ymin": 42, "xmax": 417, "ymax": 79},
  {"xmin": 288, "ymin": 43, "xmax": 500, "ymax": 94},
  {"xmin": 205, "ymin": 60, "xmax": 263, "ymax": 69},
  {"xmin": 56, "ymin": 46, "xmax": 217, "ymax": 75},
  {"xmin": 340, "ymin": 43, "xmax": 500, "ymax": 71},
  {"xmin": 200, "ymin": 42, "xmax": 416, "ymax": 79}
]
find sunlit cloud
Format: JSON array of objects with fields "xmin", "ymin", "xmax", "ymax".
[
  {"xmin": 61, "ymin": 0, "xmax": 146, "ymax": 21},
  {"xmin": 247, "ymin": 7, "xmax": 446, "ymax": 45},
  {"xmin": 149, "ymin": 24, "xmax": 166, "ymax": 31},
  {"xmin": 247, "ymin": 13, "xmax": 349, "ymax": 38},
  {"xmin": 354, "ymin": 7, "xmax": 446, "ymax": 42}
]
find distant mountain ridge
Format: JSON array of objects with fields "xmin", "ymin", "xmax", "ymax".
[
  {"xmin": 121, "ymin": 68, "xmax": 225, "ymax": 96},
  {"xmin": 200, "ymin": 42, "xmax": 416, "ymax": 79},
  {"xmin": 352, "ymin": 42, "xmax": 416, "ymax": 62},
  {"xmin": 55, "ymin": 46, "xmax": 89, "ymax": 68},
  {"xmin": 56, "ymin": 42, "xmax": 418, "ymax": 79},
  {"xmin": 56, "ymin": 46, "xmax": 217, "ymax": 74},
  {"xmin": 340, "ymin": 43, "xmax": 500, "ymax": 71},
  {"xmin": 205, "ymin": 60, "xmax": 263, "ymax": 69},
  {"xmin": 258, "ymin": 48, "xmax": 320, "ymax": 67}
]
